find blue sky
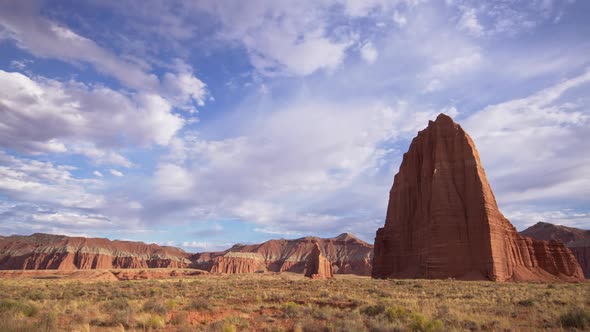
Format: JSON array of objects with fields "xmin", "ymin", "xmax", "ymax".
[{"xmin": 0, "ymin": 0, "xmax": 589, "ymax": 251}]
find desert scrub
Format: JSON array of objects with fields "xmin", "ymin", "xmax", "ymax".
[
  {"xmin": 0, "ymin": 298, "xmax": 39, "ymax": 317},
  {"xmin": 516, "ymin": 299, "xmax": 535, "ymax": 307},
  {"xmin": 0, "ymin": 273, "xmax": 586, "ymax": 331},
  {"xmin": 98, "ymin": 297, "xmax": 134, "ymax": 327},
  {"xmin": 282, "ymin": 301, "xmax": 302, "ymax": 318},
  {"xmin": 136, "ymin": 313, "xmax": 166, "ymax": 329},
  {"xmin": 409, "ymin": 312, "xmax": 444, "ymax": 332},
  {"xmin": 559, "ymin": 307, "xmax": 590, "ymax": 329},
  {"xmin": 188, "ymin": 297, "xmax": 213, "ymax": 310},
  {"xmin": 143, "ymin": 298, "xmax": 168, "ymax": 316}
]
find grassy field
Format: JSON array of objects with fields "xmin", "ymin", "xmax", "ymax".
[{"xmin": 0, "ymin": 272, "xmax": 588, "ymax": 332}]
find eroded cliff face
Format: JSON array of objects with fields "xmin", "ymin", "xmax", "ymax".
[
  {"xmin": 520, "ymin": 222, "xmax": 590, "ymax": 278},
  {"xmin": 0, "ymin": 234, "xmax": 191, "ymax": 270},
  {"xmin": 304, "ymin": 243, "xmax": 333, "ymax": 279},
  {"xmin": 569, "ymin": 242, "xmax": 590, "ymax": 278},
  {"xmin": 372, "ymin": 114, "xmax": 584, "ymax": 282},
  {"xmin": 192, "ymin": 233, "xmax": 373, "ymax": 276},
  {"xmin": 209, "ymin": 252, "xmax": 267, "ymax": 274}
]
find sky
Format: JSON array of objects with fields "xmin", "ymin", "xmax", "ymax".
[{"xmin": 0, "ymin": 0, "xmax": 589, "ymax": 252}]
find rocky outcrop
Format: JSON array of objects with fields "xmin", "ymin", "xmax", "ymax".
[
  {"xmin": 521, "ymin": 222, "xmax": 590, "ymax": 243},
  {"xmin": 372, "ymin": 114, "xmax": 584, "ymax": 282},
  {"xmin": 209, "ymin": 252, "xmax": 267, "ymax": 273},
  {"xmin": 191, "ymin": 233, "xmax": 373, "ymax": 276},
  {"xmin": 0, "ymin": 233, "xmax": 191, "ymax": 270},
  {"xmin": 520, "ymin": 222, "xmax": 590, "ymax": 278},
  {"xmin": 304, "ymin": 243, "xmax": 333, "ymax": 279},
  {"xmin": 569, "ymin": 241, "xmax": 590, "ymax": 279}
]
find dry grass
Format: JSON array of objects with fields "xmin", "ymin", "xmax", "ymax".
[{"xmin": 0, "ymin": 272, "xmax": 588, "ymax": 331}]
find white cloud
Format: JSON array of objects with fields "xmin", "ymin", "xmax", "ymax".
[
  {"xmin": 0, "ymin": 3, "xmax": 159, "ymax": 91},
  {"xmin": 146, "ymin": 97, "xmax": 443, "ymax": 234},
  {"xmin": 154, "ymin": 163, "xmax": 193, "ymax": 196},
  {"xmin": 32, "ymin": 212, "xmax": 112, "ymax": 227},
  {"xmin": 393, "ymin": 10, "xmax": 407, "ymax": 27},
  {"xmin": 0, "ymin": 152, "xmax": 104, "ymax": 209},
  {"xmin": 161, "ymin": 59, "xmax": 208, "ymax": 112},
  {"xmin": 506, "ymin": 209, "xmax": 590, "ymax": 231},
  {"xmin": 181, "ymin": 241, "xmax": 210, "ymax": 249},
  {"xmin": 71, "ymin": 144, "xmax": 133, "ymax": 168},
  {"xmin": 0, "ymin": 70, "xmax": 184, "ymax": 157},
  {"xmin": 457, "ymin": 7, "xmax": 483, "ymax": 37},
  {"xmin": 109, "ymin": 169, "xmax": 124, "ymax": 177},
  {"xmin": 194, "ymin": 1, "xmax": 355, "ymax": 76},
  {"xmin": 462, "ymin": 69, "xmax": 590, "ymax": 223},
  {"xmin": 254, "ymin": 227, "xmax": 302, "ymax": 236},
  {"xmin": 93, "ymin": 171, "xmax": 103, "ymax": 177},
  {"xmin": 446, "ymin": 1, "xmax": 574, "ymax": 37},
  {"xmin": 360, "ymin": 42, "xmax": 379, "ymax": 64}
]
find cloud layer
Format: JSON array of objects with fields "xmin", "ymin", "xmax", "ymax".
[{"xmin": 0, "ymin": 0, "xmax": 588, "ymax": 249}]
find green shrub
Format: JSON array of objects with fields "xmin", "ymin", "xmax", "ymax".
[
  {"xmin": 137, "ymin": 314, "xmax": 165, "ymax": 329},
  {"xmin": 143, "ymin": 299, "xmax": 168, "ymax": 316},
  {"xmin": 0, "ymin": 299, "xmax": 39, "ymax": 317},
  {"xmin": 37, "ymin": 312, "xmax": 58, "ymax": 332},
  {"xmin": 25, "ymin": 289, "xmax": 48, "ymax": 301},
  {"xmin": 101, "ymin": 298, "xmax": 133, "ymax": 327},
  {"xmin": 409, "ymin": 313, "xmax": 443, "ymax": 332},
  {"xmin": 282, "ymin": 301, "xmax": 301, "ymax": 318},
  {"xmin": 188, "ymin": 298, "xmax": 212, "ymax": 310},
  {"xmin": 516, "ymin": 299, "xmax": 534, "ymax": 307},
  {"xmin": 385, "ymin": 305, "xmax": 410, "ymax": 322},
  {"xmin": 361, "ymin": 304, "xmax": 385, "ymax": 317},
  {"xmin": 559, "ymin": 308, "xmax": 590, "ymax": 329}
]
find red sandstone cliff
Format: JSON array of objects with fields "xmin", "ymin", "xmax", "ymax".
[
  {"xmin": 520, "ymin": 222, "xmax": 590, "ymax": 278},
  {"xmin": 192, "ymin": 233, "xmax": 373, "ymax": 276},
  {"xmin": 372, "ymin": 114, "xmax": 584, "ymax": 282},
  {"xmin": 0, "ymin": 233, "xmax": 191, "ymax": 270},
  {"xmin": 304, "ymin": 243, "xmax": 334, "ymax": 279}
]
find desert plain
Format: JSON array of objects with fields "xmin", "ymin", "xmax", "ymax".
[{"xmin": 0, "ymin": 269, "xmax": 588, "ymax": 332}]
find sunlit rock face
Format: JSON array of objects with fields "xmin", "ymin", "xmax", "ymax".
[
  {"xmin": 304, "ymin": 242, "xmax": 333, "ymax": 279},
  {"xmin": 521, "ymin": 222, "xmax": 590, "ymax": 278},
  {"xmin": 191, "ymin": 233, "xmax": 373, "ymax": 276},
  {"xmin": 372, "ymin": 114, "xmax": 584, "ymax": 282},
  {"xmin": 0, "ymin": 233, "xmax": 191, "ymax": 270}
]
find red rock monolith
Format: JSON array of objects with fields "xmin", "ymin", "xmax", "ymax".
[
  {"xmin": 304, "ymin": 242, "xmax": 333, "ymax": 279},
  {"xmin": 372, "ymin": 114, "xmax": 584, "ymax": 282}
]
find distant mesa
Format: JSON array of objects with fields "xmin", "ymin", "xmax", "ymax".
[
  {"xmin": 372, "ymin": 113, "xmax": 584, "ymax": 282},
  {"xmin": 520, "ymin": 222, "xmax": 590, "ymax": 279},
  {"xmin": 191, "ymin": 233, "xmax": 373, "ymax": 276},
  {"xmin": 0, "ymin": 232, "xmax": 372, "ymax": 277},
  {"xmin": 0, "ymin": 233, "xmax": 191, "ymax": 270}
]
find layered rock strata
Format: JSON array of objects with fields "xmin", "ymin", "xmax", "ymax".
[
  {"xmin": 209, "ymin": 252, "xmax": 267, "ymax": 273},
  {"xmin": 521, "ymin": 222, "xmax": 590, "ymax": 278},
  {"xmin": 372, "ymin": 114, "xmax": 584, "ymax": 282},
  {"xmin": 304, "ymin": 243, "xmax": 334, "ymax": 279},
  {"xmin": 191, "ymin": 233, "xmax": 372, "ymax": 276},
  {"xmin": 0, "ymin": 233, "xmax": 191, "ymax": 270}
]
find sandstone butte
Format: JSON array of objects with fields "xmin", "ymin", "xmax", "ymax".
[
  {"xmin": 372, "ymin": 113, "xmax": 585, "ymax": 282},
  {"xmin": 520, "ymin": 222, "xmax": 590, "ymax": 279},
  {"xmin": 0, "ymin": 232, "xmax": 372, "ymax": 276},
  {"xmin": 0, "ymin": 233, "xmax": 191, "ymax": 270},
  {"xmin": 191, "ymin": 233, "xmax": 373, "ymax": 276},
  {"xmin": 304, "ymin": 242, "xmax": 334, "ymax": 279}
]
